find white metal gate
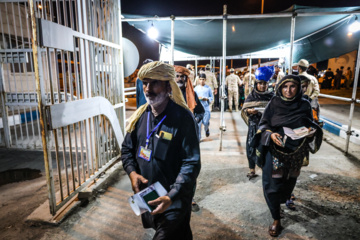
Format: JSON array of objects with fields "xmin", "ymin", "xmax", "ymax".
[
  {"xmin": 0, "ymin": 0, "xmax": 126, "ymax": 215},
  {"xmin": 0, "ymin": 1, "xmax": 42, "ymax": 148}
]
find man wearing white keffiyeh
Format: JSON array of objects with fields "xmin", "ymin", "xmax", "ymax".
[{"xmin": 121, "ymin": 61, "xmax": 200, "ymax": 240}]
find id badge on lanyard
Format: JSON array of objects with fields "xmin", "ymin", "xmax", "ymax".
[{"xmin": 138, "ymin": 112, "xmax": 166, "ymax": 162}]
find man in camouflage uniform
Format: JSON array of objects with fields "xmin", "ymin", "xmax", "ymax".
[
  {"xmin": 243, "ymin": 69, "xmax": 256, "ymax": 99},
  {"xmin": 225, "ymin": 68, "xmax": 242, "ymax": 112}
]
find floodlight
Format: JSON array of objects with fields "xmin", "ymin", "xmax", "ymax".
[
  {"xmin": 147, "ymin": 23, "xmax": 158, "ymax": 40},
  {"xmin": 349, "ymin": 16, "xmax": 360, "ymax": 33}
]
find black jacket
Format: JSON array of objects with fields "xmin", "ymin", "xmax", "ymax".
[{"xmin": 121, "ymin": 100, "xmax": 201, "ymax": 212}]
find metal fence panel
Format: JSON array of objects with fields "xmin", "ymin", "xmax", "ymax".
[{"xmin": 1, "ymin": 0, "xmax": 125, "ymax": 215}]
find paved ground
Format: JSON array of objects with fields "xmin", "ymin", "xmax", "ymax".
[
  {"xmin": 319, "ymin": 88, "xmax": 360, "ymax": 129},
  {"xmin": 1, "ymin": 90, "xmax": 360, "ymax": 240}
]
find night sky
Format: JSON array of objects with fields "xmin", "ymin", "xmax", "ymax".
[
  {"xmin": 121, "ymin": 0, "xmax": 359, "ymax": 16},
  {"xmin": 121, "ymin": 0, "xmax": 360, "ymax": 69}
]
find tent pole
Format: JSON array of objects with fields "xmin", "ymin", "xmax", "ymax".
[
  {"xmin": 212, "ymin": 57, "xmax": 215, "ymax": 73},
  {"xmin": 172, "ymin": 51, "xmax": 287, "ymax": 61},
  {"xmin": 195, "ymin": 57, "xmax": 198, "ymax": 77},
  {"xmin": 345, "ymin": 39, "xmax": 360, "ymax": 154},
  {"xmin": 219, "ymin": 59, "xmax": 222, "ymax": 89},
  {"xmin": 249, "ymin": 54, "xmax": 252, "ymax": 93},
  {"xmin": 219, "ymin": 58, "xmax": 222, "ymax": 125},
  {"xmin": 213, "ymin": 57, "xmax": 216, "ymax": 73},
  {"xmin": 122, "ymin": 11, "xmax": 360, "ymax": 22},
  {"xmin": 170, "ymin": 16, "xmax": 175, "ymax": 65},
  {"xmin": 220, "ymin": 5, "xmax": 227, "ymax": 151},
  {"xmin": 289, "ymin": 13, "xmax": 296, "ymax": 74}
]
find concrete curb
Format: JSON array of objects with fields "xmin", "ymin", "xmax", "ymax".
[
  {"xmin": 323, "ymin": 130, "xmax": 360, "ymax": 163},
  {"xmin": 321, "ymin": 116, "xmax": 360, "ymax": 145},
  {"xmin": 26, "ymin": 159, "xmax": 124, "ymax": 225}
]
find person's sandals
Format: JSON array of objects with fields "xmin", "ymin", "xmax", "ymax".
[
  {"xmin": 246, "ymin": 171, "xmax": 257, "ymax": 180},
  {"xmin": 205, "ymin": 129, "xmax": 210, "ymax": 137},
  {"xmin": 286, "ymin": 199, "xmax": 296, "ymax": 210},
  {"xmin": 290, "ymin": 193, "xmax": 296, "ymax": 201},
  {"xmin": 191, "ymin": 201, "xmax": 200, "ymax": 212},
  {"xmin": 268, "ymin": 224, "xmax": 283, "ymax": 237}
]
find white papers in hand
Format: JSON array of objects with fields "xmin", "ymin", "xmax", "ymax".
[
  {"xmin": 128, "ymin": 181, "xmax": 167, "ymax": 216},
  {"xmin": 283, "ymin": 126, "xmax": 316, "ymax": 140},
  {"xmin": 253, "ymin": 107, "xmax": 265, "ymax": 113}
]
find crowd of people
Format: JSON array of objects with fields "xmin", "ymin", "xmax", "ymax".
[
  {"xmin": 124, "ymin": 59, "xmax": 324, "ymax": 239},
  {"xmin": 322, "ymin": 66, "xmax": 353, "ymax": 90}
]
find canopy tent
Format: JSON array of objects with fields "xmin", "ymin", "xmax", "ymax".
[
  {"xmin": 122, "ymin": 4, "xmax": 360, "ymax": 154},
  {"xmin": 123, "ymin": 5, "xmax": 360, "ymax": 64}
]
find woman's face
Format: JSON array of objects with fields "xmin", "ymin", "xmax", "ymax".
[
  {"xmin": 281, "ymin": 81, "xmax": 298, "ymax": 99},
  {"xmin": 256, "ymin": 81, "xmax": 267, "ymax": 92},
  {"xmin": 301, "ymin": 81, "xmax": 309, "ymax": 93}
]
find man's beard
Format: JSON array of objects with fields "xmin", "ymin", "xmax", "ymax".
[
  {"xmin": 176, "ymin": 82, "xmax": 184, "ymax": 88},
  {"xmin": 145, "ymin": 91, "xmax": 169, "ymax": 107},
  {"xmin": 176, "ymin": 81, "xmax": 186, "ymax": 90}
]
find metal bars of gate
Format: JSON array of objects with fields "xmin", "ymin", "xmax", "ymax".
[
  {"xmin": 12, "ymin": 0, "xmax": 125, "ymax": 215},
  {"xmin": 0, "ymin": 1, "xmax": 42, "ymax": 149}
]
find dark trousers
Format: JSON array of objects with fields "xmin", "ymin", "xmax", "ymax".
[
  {"xmin": 238, "ymin": 88, "xmax": 245, "ymax": 108},
  {"xmin": 142, "ymin": 209, "xmax": 192, "ymax": 240},
  {"xmin": 214, "ymin": 92, "xmax": 220, "ymax": 109},
  {"xmin": 335, "ymin": 78, "xmax": 341, "ymax": 89},
  {"xmin": 246, "ymin": 132, "xmax": 256, "ymax": 169},
  {"xmin": 262, "ymin": 151, "xmax": 297, "ymax": 220},
  {"xmin": 322, "ymin": 79, "xmax": 332, "ymax": 89}
]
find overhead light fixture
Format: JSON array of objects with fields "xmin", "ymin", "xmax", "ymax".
[
  {"xmin": 349, "ymin": 16, "xmax": 360, "ymax": 33},
  {"xmin": 232, "ymin": 25, "xmax": 235, "ymax": 32},
  {"xmin": 147, "ymin": 23, "xmax": 158, "ymax": 40}
]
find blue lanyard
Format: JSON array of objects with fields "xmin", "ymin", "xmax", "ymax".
[{"xmin": 146, "ymin": 112, "xmax": 167, "ymax": 149}]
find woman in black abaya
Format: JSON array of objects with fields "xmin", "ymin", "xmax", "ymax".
[
  {"xmin": 256, "ymin": 75, "xmax": 323, "ymax": 237},
  {"xmin": 241, "ymin": 66, "xmax": 274, "ymax": 179}
]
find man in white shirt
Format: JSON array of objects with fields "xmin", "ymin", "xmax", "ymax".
[
  {"xmin": 272, "ymin": 64, "xmax": 285, "ymax": 91},
  {"xmin": 244, "ymin": 69, "xmax": 256, "ymax": 99},
  {"xmin": 294, "ymin": 59, "xmax": 321, "ymax": 120},
  {"xmin": 194, "ymin": 64, "xmax": 218, "ymax": 110},
  {"xmin": 294, "ymin": 59, "xmax": 320, "ymax": 100}
]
